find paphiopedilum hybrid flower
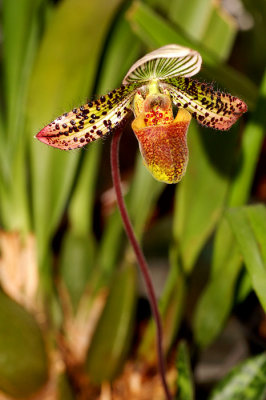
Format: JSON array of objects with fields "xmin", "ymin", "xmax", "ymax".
[{"xmin": 36, "ymin": 44, "xmax": 247, "ymax": 183}]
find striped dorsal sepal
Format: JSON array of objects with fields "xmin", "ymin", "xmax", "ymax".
[
  {"xmin": 123, "ymin": 44, "xmax": 202, "ymax": 84},
  {"xmin": 162, "ymin": 76, "xmax": 247, "ymax": 130}
]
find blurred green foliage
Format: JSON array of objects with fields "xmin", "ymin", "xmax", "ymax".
[{"xmin": 0, "ymin": 0, "xmax": 265, "ymax": 398}]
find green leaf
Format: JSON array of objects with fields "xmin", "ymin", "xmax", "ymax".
[
  {"xmin": 200, "ymin": 4, "xmax": 237, "ymax": 62},
  {"xmin": 209, "ymin": 353, "xmax": 266, "ymax": 400},
  {"xmin": 193, "ymin": 218, "xmax": 242, "ymax": 348},
  {"xmin": 229, "ymin": 69, "xmax": 266, "ymax": 206},
  {"xmin": 0, "ymin": 0, "xmax": 42, "ymax": 232},
  {"xmin": 0, "ymin": 290, "xmax": 48, "ymax": 398},
  {"xmin": 176, "ymin": 341, "xmax": 194, "ymax": 400},
  {"xmin": 28, "ymin": 0, "xmax": 122, "ymax": 264},
  {"xmin": 68, "ymin": 143, "xmax": 101, "ymax": 236},
  {"xmin": 194, "ymin": 68, "xmax": 266, "ymax": 346},
  {"xmin": 169, "ymin": 0, "xmax": 213, "ymax": 40},
  {"xmin": 85, "ymin": 265, "xmax": 136, "ymax": 383},
  {"xmin": 226, "ymin": 205, "xmax": 266, "ymax": 311},
  {"xmin": 173, "ymin": 121, "xmax": 237, "ymax": 273},
  {"xmin": 2, "ymin": 0, "xmax": 43, "ymax": 142},
  {"xmin": 98, "ymin": 10, "xmax": 142, "ymax": 92},
  {"xmin": 59, "ymin": 230, "xmax": 96, "ymax": 310},
  {"xmin": 169, "ymin": 0, "xmax": 237, "ymax": 62}
]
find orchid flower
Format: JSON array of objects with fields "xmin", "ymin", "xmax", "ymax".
[
  {"xmin": 36, "ymin": 45, "xmax": 248, "ymax": 400},
  {"xmin": 36, "ymin": 44, "xmax": 247, "ymax": 183}
]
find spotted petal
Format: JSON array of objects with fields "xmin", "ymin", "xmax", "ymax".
[
  {"xmin": 36, "ymin": 83, "xmax": 141, "ymax": 150},
  {"xmin": 123, "ymin": 44, "xmax": 202, "ymax": 84},
  {"xmin": 162, "ymin": 76, "xmax": 248, "ymax": 130}
]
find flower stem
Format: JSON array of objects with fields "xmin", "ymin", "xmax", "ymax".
[{"xmin": 110, "ymin": 129, "xmax": 172, "ymax": 400}]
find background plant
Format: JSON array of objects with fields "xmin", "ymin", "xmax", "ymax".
[{"xmin": 0, "ymin": 0, "xmax": 265, "ymax": 399}]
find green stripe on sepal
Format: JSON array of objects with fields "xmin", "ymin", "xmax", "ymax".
[
  {"xmin": 209, "ymin": 353, "xmax": 266, "ymax": 400},
  {"xmin": 123, "ymin": 44, "xmax": 202, "ymax": 83}
]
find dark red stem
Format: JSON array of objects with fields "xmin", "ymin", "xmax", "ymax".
[{"xmin": 110, "ymin": 129, "xmax": 172, "ymax": 400}]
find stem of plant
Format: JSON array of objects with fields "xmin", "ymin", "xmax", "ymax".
[{"xmin": 111, "ymin": 129, "xmax": 172, "ymax": 400}]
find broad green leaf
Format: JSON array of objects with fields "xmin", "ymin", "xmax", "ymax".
[
  {"xmin": 0, "ymin": 290, "xmax": 48, "ymax": 398},
  {"xmin": 145, "ymin": 0, "xmax": 172, "ymax": 14},
  {"xmin": 1, "ymin": 0, "xmax": 43, "ymax": 232},
  {"xmin": 193, "ymin": 218, "xmax": 242, "ymax": 348},
  {"xmin": 68, "ymin": 143, "xmax": 101, "ymax": 237},
  {"xmin": 194, "ymin": 69, "xmax": 266, "ymax": 346},
  {"xmin": 241, "ymin": 0, "xmax": 266, "ymax": 75},
  {"xmin": 0, "ymin": 148, "xmax": 31, "ymax": 233},
  {"xmin": 245, "ymin": 205, "xmax": 266, "ymax": 264},
  {"xmin": 85, "ymin": 265, "xmax": 136, "ymax": 383},
  {"xmin": 173, "ymin": 121, "xmax": 237, "ymax": 273},
  {"xmin": 236, "ymin": 270, "xmax": 252, "ymax": 303},
  {"xmin": 201, "ymin": 4, "xmax": 237, "ymax": 62},
  {"xmin": 28, "ymin": 0, "xmax": 122, "ymax": 264},
  {"xmin": 2, "ymin": 0, "xmax": 43, "ymax": 143},
  {"xmin": 97, "ymin": 209, "xmax": 126, "ymax": 276},
  {"xmin": 59, "ymin": 231, "xmax": 96, "ymax": 310},
  {"xmin": 229, "ymin": 69, "xmax": 266, "ymax": 206},
  {"xmin": 126, "ymin": 2, "xmax": 257, "ymax": 108},
  {"xmin": 170, "ymin": 0, "xmax": 236, "ymax": 62},
  {"xmin": 170, "ymin": 0, "xmax": 213, "ymax": 41},
  {"xmin": 98, "ymin": 11, "xmax": 142, "ymax": 92},
  {"xmin": 176, "ymin": 341, "xmax": 194, "ymax": 400},
  {"xmin": 227, "ymin": 205, "xmax": 266, "ymax": 311},
  {"xmin": 209, "ymin": 353, "xmax": 266, "ymax": 400}
]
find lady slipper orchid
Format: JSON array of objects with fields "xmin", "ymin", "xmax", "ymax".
[
  {"xmin": 36, "ymin": 44, "xmax": 248, "ymax": 400},
  {"xmin": 36, "ymin": 44, "xmax": 247, "ymax": 183}
]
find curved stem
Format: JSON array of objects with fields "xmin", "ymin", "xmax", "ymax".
[{"xmin": 110, "ymin": 129, "xmax": 172, "ymax": 400}]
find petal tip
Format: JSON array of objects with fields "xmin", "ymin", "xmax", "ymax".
[{"xmin": 35, "ymin": 126, "xmax": 51, "ymax": 145}]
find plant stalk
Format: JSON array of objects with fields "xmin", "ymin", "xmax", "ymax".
[{"xmin": 110, "ymin": 129, "xmax": 172, "ymax": 400}]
